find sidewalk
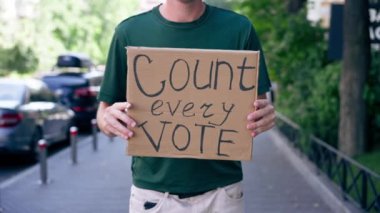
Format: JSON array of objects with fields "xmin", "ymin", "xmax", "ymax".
[{"xmin": 0, "ymin": 130, "xmax": 349, "ymax": 213}]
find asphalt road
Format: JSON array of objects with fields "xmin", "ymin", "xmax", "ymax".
[{"xmin": 0, "ymin": 133, "xmax": 90, "ymax": 183}]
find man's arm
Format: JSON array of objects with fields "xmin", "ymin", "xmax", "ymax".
[
  {"xmin": 97, "ymin": 101, "xmax": 136, "ymax": 140},
  {"xmin": 246, "ymin": 94, "xmax": 275, "ymax": 137}
]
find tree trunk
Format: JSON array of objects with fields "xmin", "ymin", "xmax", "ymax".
[
  {"xmin": 339, "ymin": 0, "xmax": 370, "ymax": 156},
  {"xmin": 288, "ymin": 0, "xmax": 306, "ymax": 13}
]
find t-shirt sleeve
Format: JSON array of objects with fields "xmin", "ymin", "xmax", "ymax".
[
  {"xmin": 98, "ymin": 29, "xmax": 128, "ymax": 104},
  {"xmin": 245, "ymin": 25, "xmax": 271, "ymax": 95}
]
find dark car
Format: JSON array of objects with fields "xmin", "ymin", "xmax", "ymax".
[
  {"xmin": 41, "ymin": 53, "xmax": 103, "ymax": 129},
  {"xmin": 0, "ymin": 79, "xmax": 74, "ymax": 158}
]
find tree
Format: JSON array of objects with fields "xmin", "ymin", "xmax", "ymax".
[
  {"xmin": 0, "ymin": 0, "xmax": 138, "ymax": 74},
  {"xmin": 238, "ymin": 0, "xmax": 341, "ymax": 146},
  {"xmin": 42, "ymin": 0, "xmax": 138, "ymax": 64},
  {"xmin": 339, "ymin": 0, "xmax": 371, "ymax": 156}
]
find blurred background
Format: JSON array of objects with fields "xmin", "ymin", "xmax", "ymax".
[
  {"xmin": 1, "ymin": 0, "xmax": 378, "ymax": 171},
  {"xmin": 0, "ymin": 0, "xmax": 379, "ymax": 212},
  {"xmin": 0, "ymin": 0, "xmax": 138, "ymax": 74}
]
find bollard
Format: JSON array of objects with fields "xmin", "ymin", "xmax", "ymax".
[
  {"xmin": 70, "ymin": 126, "xmax": 78, "ymax": 164},
  {"xmin": 91, "ymin": 119, "xmax": 98, "ymax": 151},
  {"xmin": 38, "ymin": 139, "xmax": 48, "ymax": 184}
]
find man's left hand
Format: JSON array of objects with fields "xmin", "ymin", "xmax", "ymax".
[{"xmin": 246, "ymin": 98, "xmax": 275, "ymax": 137}]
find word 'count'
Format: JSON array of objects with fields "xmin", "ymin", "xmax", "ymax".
[{"xmin": 132, "ymin": 54, "xmax": 257, "ymax": 97}]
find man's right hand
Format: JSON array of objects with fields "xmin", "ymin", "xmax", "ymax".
[{"xmin": 96, "ymin": 101, "xmax": 136, "ymax": 140}]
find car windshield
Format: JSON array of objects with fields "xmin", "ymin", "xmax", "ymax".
[{"xmin": 0, "ymin": 83, "xmax": 24, "ymax": 102}]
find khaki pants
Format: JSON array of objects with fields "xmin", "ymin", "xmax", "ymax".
[{"xmin": 129, "ymin": 182, "xmax": 244, "ymax": 213}]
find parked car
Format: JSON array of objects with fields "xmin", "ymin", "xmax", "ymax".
[
  {"xmin": 0, "ymin": 78, "xmax": 74, "ymax": 159},
  {"xmin": 41, "ymin": 53, "xmax": 103, "ymax": 129}
]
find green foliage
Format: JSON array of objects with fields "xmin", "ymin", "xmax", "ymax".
[
  {"xmin": 239, "ymin": 0, "xmax": 338, "ymax": 145},
  {"xmin": 365, "ymin": 51, "xmax": 380, "ymax": 149},
  {"xmin": 306, "ymin": 63, "xmax": 340, "ymax": 146},
  {"xmin": 0, "ymin": 0, "xmax": 138, "ymax": 75},
  {"xmin": 39, "ymin": 0, "xmax": 138, "ymax": 64},
  {"xmin": 0, "ymin": 43, "xmax": 39, "ymax": 76},
  {"xmin": 239, "ymin": 0, "xmax": 380, "ymax": 151},
  {"xmin": 204, "ymin": 0, "xmax": 238, "ymax": 9},
  {"xmin": 355, "ymin": 150, "xmax": 380, "ymax": 174}
]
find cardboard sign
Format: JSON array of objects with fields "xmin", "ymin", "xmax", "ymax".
[{"xmin": 126, "ymin": 47, "xmax": 259, "ymax": 160}]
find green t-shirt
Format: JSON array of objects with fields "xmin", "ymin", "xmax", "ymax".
[{"xmin": 99, "ymin": 4, "xmax": 271, "ymax": 194}]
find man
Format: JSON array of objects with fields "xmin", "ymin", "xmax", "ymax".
[{"xmin": 97, "ymin": 0, "xmax": 275, "ymax": 212}]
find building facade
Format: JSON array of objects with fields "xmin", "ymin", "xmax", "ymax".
[{"xmin": 307, "ymin": 0, "xmax": 344, "ymax": 28}]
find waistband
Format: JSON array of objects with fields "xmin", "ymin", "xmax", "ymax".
[{"xmin": 170, "ymin": 190, "xmax": 210, "ymax": 199}]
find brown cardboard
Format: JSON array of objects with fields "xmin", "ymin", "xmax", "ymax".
[{"xmin": 126, "ymin": 47, "xmax": 260, "ymax": 161}]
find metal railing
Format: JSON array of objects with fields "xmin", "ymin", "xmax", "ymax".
[{"xmin": 276, "ymin": 112, "xmax": 380, "ymax": 212}]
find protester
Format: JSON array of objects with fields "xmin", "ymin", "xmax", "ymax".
[{"xmin": 97, "ymin": 0, "xmax": 275, "ymax": 212}]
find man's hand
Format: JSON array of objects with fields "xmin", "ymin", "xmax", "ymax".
[
  {"xmin": 96, "ymin": 101, "xmax": 136, "ymax": 140},
  {"xmin": 246, "ymin": 96, "xmax": 275, "ymax": 137}
]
